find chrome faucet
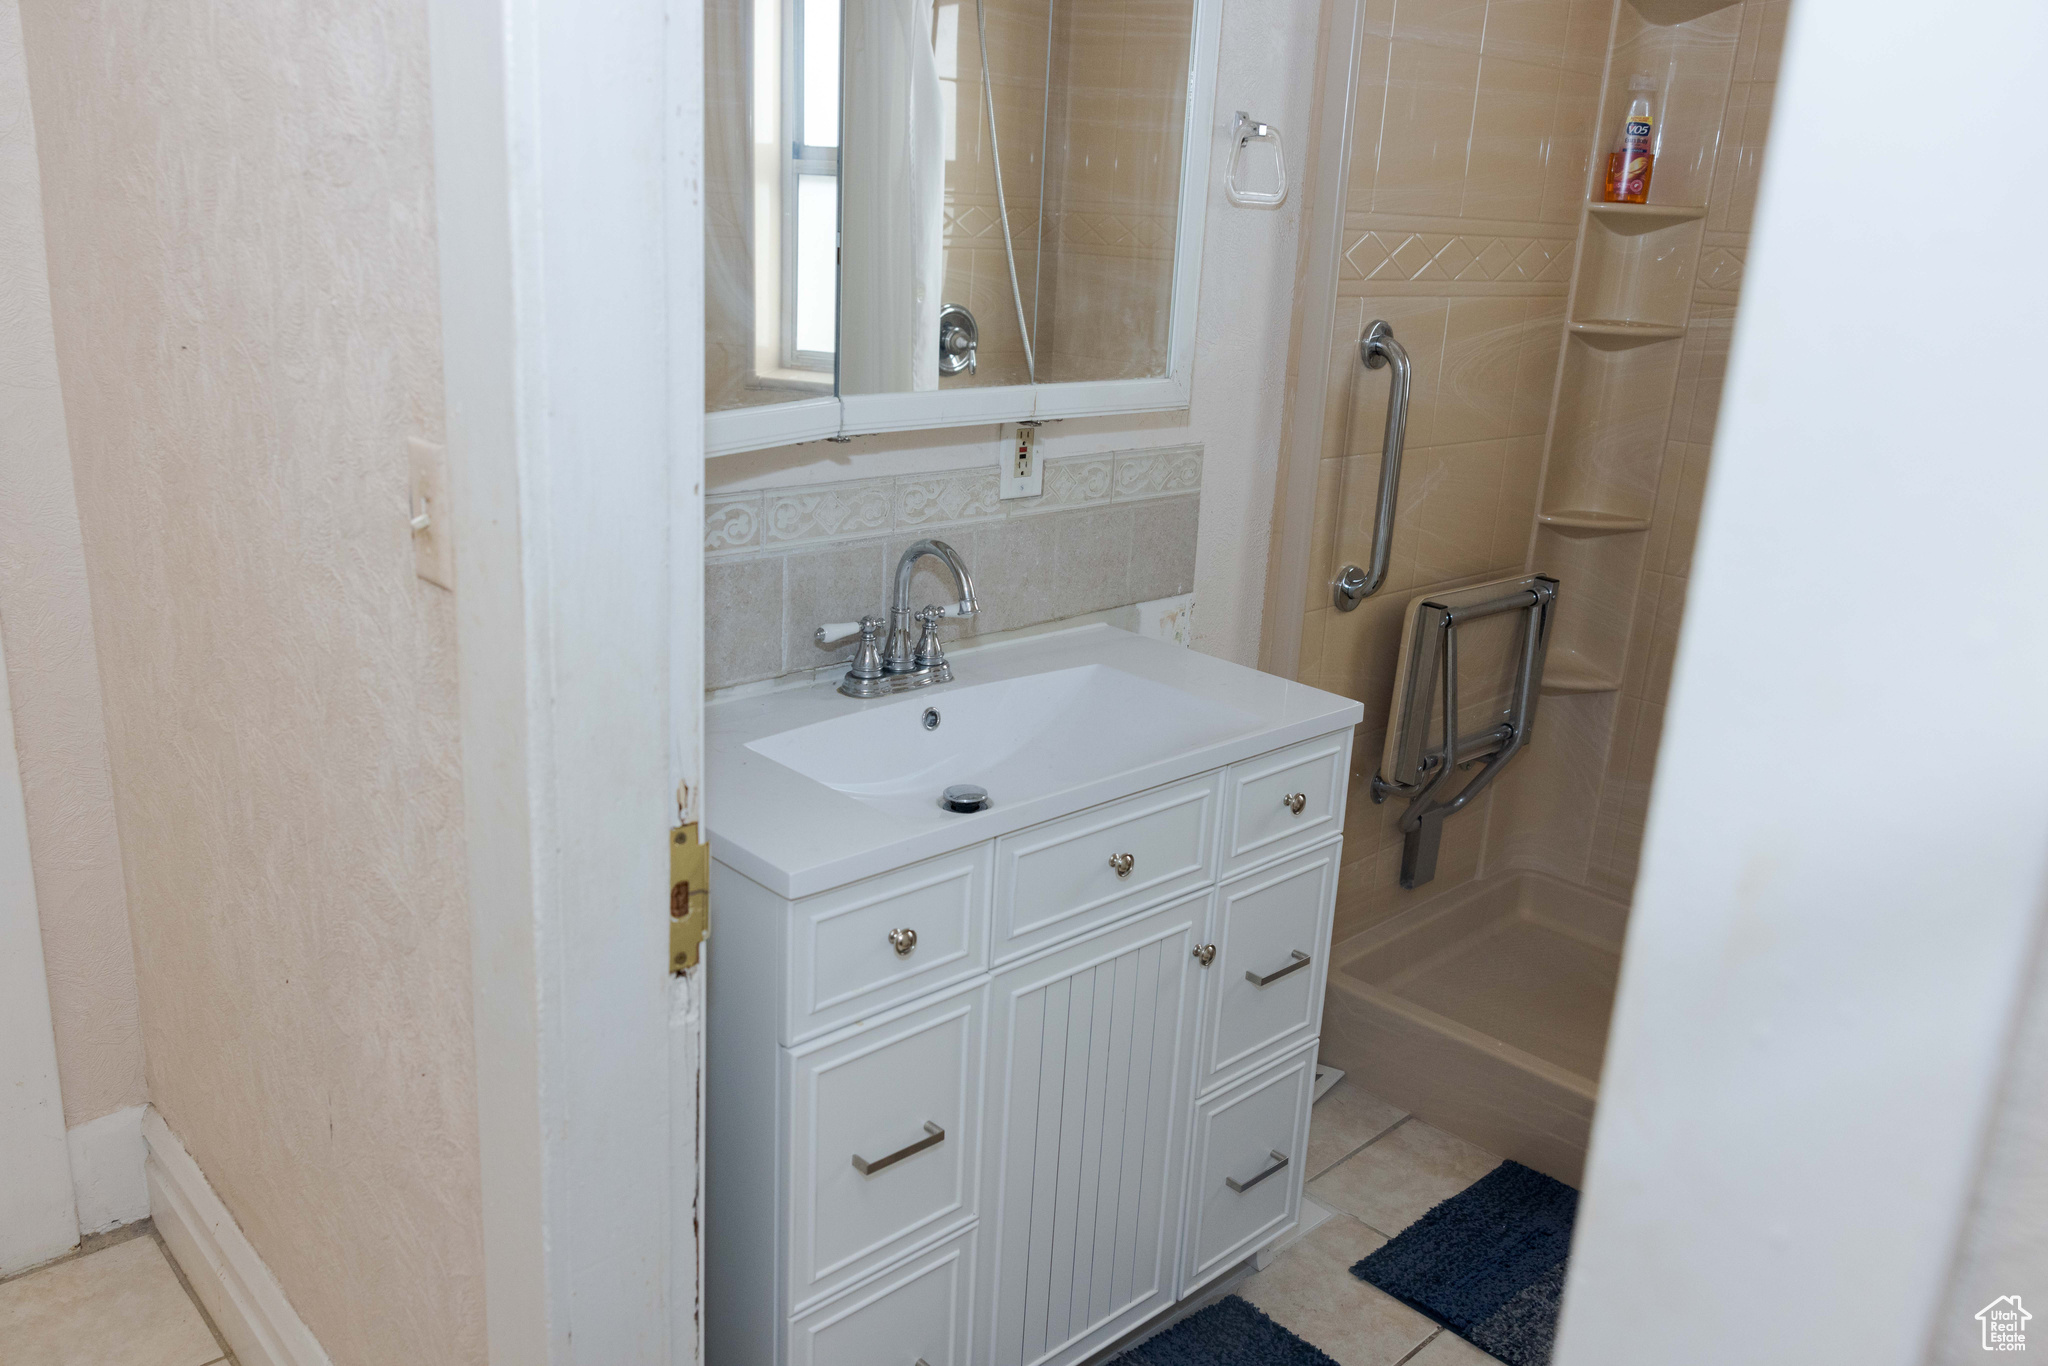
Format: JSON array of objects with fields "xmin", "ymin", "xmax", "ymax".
[{"xmin": 814, "ymin": 539, "xmax": 980, "ymax": 698}]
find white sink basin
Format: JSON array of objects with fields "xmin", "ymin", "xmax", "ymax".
[
  {"xmin": 709, "ymin": 624, "xmax": 1363, "ymax": 897},
  {"xmin": 746, "ymin": 664, "xmax": 1264, "ymax": 820}
]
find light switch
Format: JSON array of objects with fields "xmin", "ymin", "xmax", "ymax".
[{"xmin": 408, "ymin": 436, "xmax": 453, "ymax": 590}]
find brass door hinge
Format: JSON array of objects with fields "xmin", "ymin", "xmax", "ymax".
[{"xmin": 670, "ymin": 822, "xmax": 710, "ymax": 974}]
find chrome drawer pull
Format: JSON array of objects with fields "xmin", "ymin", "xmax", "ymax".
[
  {"xmin": 1193, "ymin": 943, "xmax": 1217, "ymax": 967},
  {"xmin": 1226, "ymin": 1149, "xmax": 1290, "ymax": 1193},
  {"xmin": 1282, "ymin": 792, "xmax": 1307, "ymax": 815},
  {"xmin": 888, "ymin": 927, "xmax": 918, "ymax": 956},
  {"xmin": 852, "ymin": 1121, "xmax": 945, "ymax": 1176},
  {"xmin": 1246, "ymin": 950, "xmax": 1311, "ymax": 986},
  {"xmin": 1108, "ymin": 852, "xmax": 1135, "ymax": 878}
]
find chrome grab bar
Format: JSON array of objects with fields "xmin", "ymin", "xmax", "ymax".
[
  {"xmin": 1373, "ymin": 576, "xmax": 1558, "ymax": 887},
  {"xmin": 1333, "ymin": 320, "xmax": 1411, "ymax": 611},
  {"xmin": 851, "ymin": 1121, "xmax": 945, "ymax": 1176},
  {"xmin": 1226, "ymin": 1149, "xmax": 1291, "ymax": 1193},
  {"xmin": 1245, "ymin": 950, "xmax": 1311, "ymax": 987}
]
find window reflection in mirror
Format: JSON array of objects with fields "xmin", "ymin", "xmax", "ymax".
[
  {"xmin": 706, "ymin": 0, "xmax": 1194, "ymax": 411},
  {"xmin": 707, "ymin": 0, "xmax": 840, "ymax": 411}
]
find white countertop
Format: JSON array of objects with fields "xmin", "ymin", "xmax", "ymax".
[{"xmin": 707, "ymin": 624, "xmax": 1364, "ymax": 899}]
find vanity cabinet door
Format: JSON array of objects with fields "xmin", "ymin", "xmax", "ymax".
[
  {"xmin": 993, "ymin": 773, "xmax": 1219, "ymax": 964},
  {"xmin": 1197, "ymin": 840, "xmax": 1339, "ymax": 1093},
  {"xmin": 1182, "ymin": 1038, "xmax": 1318, "ymax": 1293},
  {"xmin": 788, "ymin": 1228, "xmax": 976, "ymax": 1366},
  {"xmin": 1220, "ymin": 732, "xmax": 1350, "ymax": 877},
  {"xmin": 787, "ymin": 982, "xmax": 985, "ymax": 1312},
  {"xmin": 788, "ymin": 844, "xmax": 991, "ymax": 1044},
  {"xmin": 978, "ymin": 890, "xmax": 1209, "ymax": 1366}
]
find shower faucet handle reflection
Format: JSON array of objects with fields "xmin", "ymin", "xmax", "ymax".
[
  {"xmin": 1334, "ymin": 320, "xmax": 1412, "ymax": 612},
  {"xmin": 938, "ymin": 303, "xmax": 978, "ymax": 376}
]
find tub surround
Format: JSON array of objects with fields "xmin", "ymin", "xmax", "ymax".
[
  {"xmin": 1269, "ymin": 0, "xmax": 1789, "ymax": 1186},
  {"xmin": 706, "ymin": 445, "xmax": 1202, "ymax": 689}
]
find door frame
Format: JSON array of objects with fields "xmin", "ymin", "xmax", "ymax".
[
  {"xmin": 426, "ymin": 0, "xmax": 706, "ymax": 1359},
  {"xmin": 0, "ymin": 0, "xmax": 81, "ymax": 1270},
  {"xmin": 0, "ymin": 624, "xmax": 79, "ymax": 1274}
]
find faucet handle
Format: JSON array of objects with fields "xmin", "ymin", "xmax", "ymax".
[
  {"xmin": 816, "ymin": 615, "xmax": 884, "ymax": 647},
  {"xmin": 912, "ymin": 606, "xmax": 949, "ymax": 670}
]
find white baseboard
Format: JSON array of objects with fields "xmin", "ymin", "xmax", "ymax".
[
  {"xmin": 141, "ymin": 1108, "xmax": 333, "ymax": 1366},
  {"xmin": 67, "ymin": 1104, "xmax": 149, "ymax": 1234}
]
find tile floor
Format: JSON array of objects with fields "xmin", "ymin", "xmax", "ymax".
[
  {"xmin": 1, "ymin": 1091, "xmax": 1500, "ymax": 1366},
  {"xmin": 1237, "ymin": 1079, "xmax": 1510, "ymax": 1366},
  {"xmin": 0, "ymin": 1223, "xmax": 236, "ymax": 1366}
]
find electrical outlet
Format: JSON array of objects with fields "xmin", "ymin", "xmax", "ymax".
[
  {"xmin": 408, "ymin": 436, "xmax": 454, "ymax": 590},
  {"xmin": 998, "ymin": 423, "xmax": 1043, "ymax": 499}
]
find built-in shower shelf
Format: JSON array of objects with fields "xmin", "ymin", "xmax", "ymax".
[
  {"xmin": 1537, "ymin": 509, "xmax": 1653, "ymax": 534},
  {"xmin": 1585, "ymin": 200, "xmax": 1707, "ymax": 226},
  {"xmin": 1569, "ymin": 321, "xmax": 1685, "ymax": 347},
  {"xmin": 1541, "ymin": 662, "xmax": 1623, "ymax": 695}
]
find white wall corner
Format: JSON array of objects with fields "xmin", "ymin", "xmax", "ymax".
[
  {"xmin": 66, "ymin": 1104, "xmax": 148, "ymax": 1234},
  {"xmin": 141, "ymin": 1107, "xmax": 334, "ymax": 1366}
]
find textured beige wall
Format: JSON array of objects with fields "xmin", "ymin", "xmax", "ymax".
[
  {"xmin": 0, "ymin": 0, "xmax": 143, "ymax": 1130},
  {"xmin": 18, "ymin": 1, "xmax": 486, "ymax": 1362}
]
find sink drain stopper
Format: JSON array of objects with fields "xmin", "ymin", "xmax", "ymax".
[{"xmin": 939, "ymin": 784, "xmax": 991, "ymax": 814}]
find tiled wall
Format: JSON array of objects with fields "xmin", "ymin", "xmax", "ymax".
[
  {"xmin": 1288, "ymin": 0, "xmax": 1788, "ymax": 943},
  {"xmin": 705, "ymin": 446, "xmax": 1202, "ymax": 689},
  {"xmin": 1034, "ymin": 0, "xmax": 1190, "ymax": 383},
  {"xmin": 1292, "ymin": 0, "xmax": 1609, "ymax": 943}
]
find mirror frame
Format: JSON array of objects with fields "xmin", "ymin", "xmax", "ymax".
[{"xmin": 704, "ymin": 0, "xmax": 1224, "ymax": 457}]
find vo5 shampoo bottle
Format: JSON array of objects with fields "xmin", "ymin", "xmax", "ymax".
[{"xmin": 1602, "ymin": 76, "xmax": 1658, "ymax": 203}]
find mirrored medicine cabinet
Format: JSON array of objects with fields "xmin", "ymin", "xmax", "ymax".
[{"xmin": 705, "ymin": 0, "xmax": 1222, "ymax": 455}]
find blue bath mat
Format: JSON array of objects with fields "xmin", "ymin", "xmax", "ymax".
[
  {"xmin": 1110, "ymin": 1294, "xmax": 1338, "ymax": 1365},
  {"xmin": 1351, "ymin": 1160, "xmax": 1577, "ymax": 1366}
]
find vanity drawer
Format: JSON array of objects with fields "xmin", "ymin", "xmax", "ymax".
[
  {"xmin": 788, "ymin": 1227, "xmax": 975, "ymax": 1366},
  {"xmin": 788, "ymin": 845, "xmax": 991, "ymax": 1043},
  {"xmin": 787, "ymin": 983, "xmax": 985, "ymax": 1311},
  {"xmin": 993, "ymin": 773, "xmax": 1219, "ymax": 962},
  {"xmin": 1197, "ymin": 841, "xmax": 1339, "ymax": 1093},
  {"xmin": 1182, "ymin": 1038, "xmax": 1318, "ymax": 1292},
  {"xmin": 1220, "ymin": 733, "xmax": 1350, "ymax": 876}
]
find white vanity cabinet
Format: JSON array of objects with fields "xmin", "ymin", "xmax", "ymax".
[{"xmin": 707, "ymin": 724, "xmax": 1353, "ymax": 1366}]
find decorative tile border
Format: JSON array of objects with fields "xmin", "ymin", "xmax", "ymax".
[
  {"xmin": 1341, "ymin": 230, "xmax": 1576, "ymax": 285},
  {"xmin": 763, "ymin": 476, "xmax": 894, "ymax": 547},
  {"xmin": 706, "ymin": 445, "xmax": 1202, "ymax": 556},
  {"xmin": 942, "ymin": 199, "xmax": 1175, "ymax": 253},
  {"xmin": 704, "ymin": 495, "xmax": 761, "ymax": 554}
]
